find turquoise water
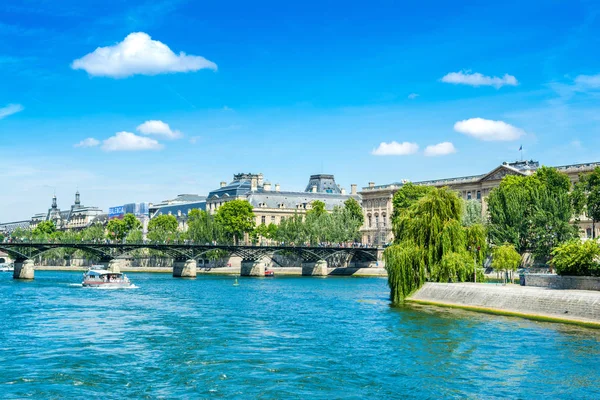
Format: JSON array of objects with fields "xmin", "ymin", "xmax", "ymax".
[{"xmin": 0, "ymin": 272, "xmax": 599, "ymax": 399}]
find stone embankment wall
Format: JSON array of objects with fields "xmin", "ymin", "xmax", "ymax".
[
  {"xmin": 408, "ymin": 282, "xmax": 600, "ymax": 325},
  {"xmin": 522, "ymin": 274, "xmax": 600, "ymax": 291}
]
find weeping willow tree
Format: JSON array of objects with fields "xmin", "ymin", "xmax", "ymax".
[{"xmin": 384, "ymin": 186, "xmax": 487, "ymax": 304}]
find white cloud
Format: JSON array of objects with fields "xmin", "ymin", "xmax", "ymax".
[
  {"xmin": 0, "ymin": 103, "xmax": 24, "ymax": 119},
  {"xmin": 189, "ymin": 136, "xmax": 201, "ymax": 144},
  {"xmin": 74, "ymin": 138, "xmax": 100, "ymax": 148},
  {"xmin": 102, "ymin": 131, "xmax": 163, "ymax": 151},
  {"xmin": 424, "ymin": 142, "xmax": 456, "ymax": 156},
  {"xmin": 441, "ymin": 71, "xmax": 518, "ymax": 88},
  {"xmin": 574, "ymin": 74, "xmax": 600, "ymax": 90},
  {"xmin": 372, "ymin": 141, "xmax": 419, "ymax": 156},
  {"xmin": 136, "ymin": 120, "xmax": 182, "ymax": 139},
  {"xmin": 408, "ymin": 93, "xmax": 419, "ymax": 99},
  {"xmin": 71, "ymin": 32, "xmax": 217, "ymax": 78},
  {"xmin": 454, "ymin": 118, "xmax": 525, "ymax": 141}
]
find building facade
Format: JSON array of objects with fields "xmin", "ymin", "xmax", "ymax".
[
  {"xmin": 207, "ymin": 173, "xmax": 359, "ymax": 227},
  {"xmin": 360, "ymin": 160, "xmax": 600, "ymax": 245},
  {"xmin": 30, "ymin": 191, "xmax": 104, "ymax": 231}
]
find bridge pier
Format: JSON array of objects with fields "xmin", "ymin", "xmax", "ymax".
[
  {"xmin": 108, "ymin": 259, "xmax": 123, "ymax": 273},
  {"xmin": 13, "ymin": 260, "xmax": 35, "ymax": 280},
  {"xmin": 241, "ymin": 258, "xmax": 268, "ymax": 277},
  {"xmin": 302, "ymin": 260, "xmax": 328, "ymax": 276},
  {"xmin": 173, "ymin": 259, "xmax": 197, "ymax": 278}
]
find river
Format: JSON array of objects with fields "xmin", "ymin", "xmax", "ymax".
[{"xmin": 0, "ymin": 271, "xmax": 598, "ymax": 399}]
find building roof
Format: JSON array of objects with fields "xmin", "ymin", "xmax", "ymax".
[
  {"xmin": 152, "ymin": 201, "xmax": 207, "ymax": 218},
  {"xmin": 361, "ymin": 160, "xmax": 599, "ymax": 192},
  {"xmin": 248, "ymin": 191, "xmax": 356, "ymax": 210}
]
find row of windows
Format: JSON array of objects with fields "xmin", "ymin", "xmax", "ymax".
[
  {"xmin": 260, "ymin": 215, "xmax": 284, "ymax": 225},
  {"xmin": 465, "ymin": 190, "xmax": 482, "ymax": 200},
  {"xmin": 367, "ymin": 213, "xmax": 387, "ymax": 228}
]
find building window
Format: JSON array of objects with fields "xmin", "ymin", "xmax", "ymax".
[
  {"xmin": 375, "ymin": 214, "xmax": 379, "ymax": 227},
  {"xmin": 382, "ymin": 213, "xmax": 386, "ymax": 227},
  {"xmin": 261, "ymin": 216, "xmax": 266, "ymax": 224},
  {"xmin": 368, "ymin": 215, "xmax": 372, "ymax": 228},
  {"xmin": 271, "ymin": 216, "xmax": 275, "ymax": 223},
  {"xmin": 467, "ymin": 191, "xmax": 472, "ymax": 200},
  {"xmin": 476, "ymin": 190, "xmax": 481, "ymax": 200},
  {"xmin": 587, "ymin": 228, "xmax": 592, "ymax": 238},
  {"xmin": 280, "ymin": 216, "xmax": 285, "ymax": 222}
]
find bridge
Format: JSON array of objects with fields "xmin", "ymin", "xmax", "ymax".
[{"xmin": 0, "ymin": 242, "xmax": 382, "ymax": 279}]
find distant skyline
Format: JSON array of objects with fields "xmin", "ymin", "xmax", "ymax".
[{"xmin": 2, "ymin": 0, "xmax": 600, "ymax": 221}]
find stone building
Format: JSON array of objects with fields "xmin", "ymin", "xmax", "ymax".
[
  {"xmin": 360, "ymin": 160, "xmax": 600, "ymax": 245},
  {"xmin": 30, "ymin": 191, "xmax": 104, "ymax": 231},
  {"xmin": 206, "ymin": 173, "xmax": 359, "ymax": 227}
]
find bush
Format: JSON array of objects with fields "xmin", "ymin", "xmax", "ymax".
[{"xmin": 550, "ymin": 240, "xmax": 600, "ymax": 276}]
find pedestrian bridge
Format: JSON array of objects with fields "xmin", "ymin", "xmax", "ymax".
[{"xmin": 0, "ymin": 242, "xmax": 382, "ymax": 279}]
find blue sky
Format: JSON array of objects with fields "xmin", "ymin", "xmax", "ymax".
[{"xmin": 1, "ymin": 0, "xmax": 600, "ymax": 221}]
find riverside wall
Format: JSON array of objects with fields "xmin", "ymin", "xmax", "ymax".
[
  {"xmin": 408, "ymin": 282, "xmax": 600, "ymax": 326},
  {"xmin": 522, "ymin": 274, "xmax": 600, "ymax": 291}
]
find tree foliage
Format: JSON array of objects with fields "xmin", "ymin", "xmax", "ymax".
[
  {"xmin": 32, "ymin": 221, "xmax": 56, "ymax": 238},
  {"xmin": 344, "ymin": 198, "xmax": 364, "ymax": 226},
  {"xmin": 384, "ymin": 186, "xmax": 486, "ymax": 304},
  {"xmin": 572, "ymin": 167, "xmax": 600, "ymax": 238},
  {"xmin": 187, "ymin": 209, "xmax": 227, "ymax": 244},
  {"xmin": 148, "ymin": 214, "xmax": 179, "ymax": 242},
  {"xmin": 550, "ymin": 240, "xmax": 600, "ymax": 276},
  {"xmin": 462, "ymin": 200, "xmax": 483, "ymax": 226},
  {"xmin": 491, "ymin": 243, "xmax": 521, "ymax": 272},
  {"xmin": 487, "ymin": 166, "xmax": 576, "ymax": 260},
  {"xmin": 214, "ymin": 200, "xmax": 255, "ymax": 244}
]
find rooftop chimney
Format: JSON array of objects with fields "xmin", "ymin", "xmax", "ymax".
[
  {"xmin": 351, "ymin": 184, "xmax": 357, "ymax": 195},
  {"xmin": 311, "ymin": 185, "xmax": 317, "ymax": 193},
  {"xmin": 341, "ymin": 188, "xmax": 347, "ymax": 195},
  {"xmin": 263, "ymin": 182, "xmax": 272, "ymax": 191},
  {"xmin": 251, "ymin": 177, "xmax": 258, "ymax": 192},
  {"xmin": 275, "ymin": 184, "xmax": 280, "ymax": 192},
  {"xmin": 368, "ymin": 182, "xmax": 375, "ymax": 188},
  {"xmin": 220, "ymin": 181, "xmax": 227, "ymax": 188}
]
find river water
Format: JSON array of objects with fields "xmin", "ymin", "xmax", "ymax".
[{"xmin": 0, "ymin": 271, "xmax": 598, "ymax": 399}]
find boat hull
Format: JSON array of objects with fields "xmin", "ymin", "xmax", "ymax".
[{"xmin": 82, "ymin": 281, "xmax": 132, "ymax": 288}]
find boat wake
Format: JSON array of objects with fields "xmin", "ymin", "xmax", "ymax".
[{"xmin": 84, "ymin": 284, "xmax": 139, "ymax": 290}]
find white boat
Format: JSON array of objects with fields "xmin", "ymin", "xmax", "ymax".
[
  {"xmin": 82, "ymin": 267, "xmax": 132, "ymax": 288},
  {"xmin": 0, "ymin": 263, "xmax": 14, "ymax": 272}
]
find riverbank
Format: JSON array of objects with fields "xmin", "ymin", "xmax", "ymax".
[
  {"xmin": 407, "ymin": 282, "xmax": 600, "ymax": 328},
  {"xmin": 33, "ymin": 265, "xmax": 388, "ymax": 276}
]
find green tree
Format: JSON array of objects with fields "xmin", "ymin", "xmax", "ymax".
[
  {"xmin": 123, "ymin": 214, "xmax": 142, "ymax": 232},
  {"xmin": 462, "ymin": 200, "xmax": 483, "ymax": 226},
  {"xmin": 491, "ymin": 244, "xmax": 521, "ymax": 275},
  {"xmin": 214, "ymin": 200, "xmax": 255, "ymax": 244},
  {"xmin": 81, "ymin": 223, "xmax": 105, "ymax": 242},
  {"xmin": 572, "ymin": 167, "xmax": 600, "ymax": 239},
  {"xmin": 344, "ymin": 198, "xmax": 364, "ymax": 226},
  {"xmin": 106, "ymin": 219, "xmax": 127, "ymax": 241},
  {"xmin": 32, "ymin": 221, "xmax": 56, "ymax": 238},
  {"xmin": 384, "ymin": 187, "xmax": 486, "ymax": 304},
  {"xmin": 308, "ymin": 200, "xmax": 326, "ymax": 217},
  {"xmin": 487, "ymin": 167, "xmax": 576, "ymax": 260},
  {"xmin": 148, "ymin": 214, "xmax": 179, "ymax": 242},
  {"xmin": 550, "ymin": 240, "xmax": 600, "ymax": 276},
  {"xmin": 187, "ymin": 209, "xmax": 226, "ymax": 244}
]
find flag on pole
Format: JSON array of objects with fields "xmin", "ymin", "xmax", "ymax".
[{"xmin": 519, "ymin": 145, "xmax": 522, "ymax": 151}]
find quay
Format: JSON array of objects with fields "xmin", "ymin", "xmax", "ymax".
[{"xmin": 408, "ymin": 282, "xmax": 600, "ymax": 328}]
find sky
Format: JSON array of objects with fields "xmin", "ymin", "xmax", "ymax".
[{"xmin": 1, "ymin": 0, "xmax": 600, "ymax": 221}]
